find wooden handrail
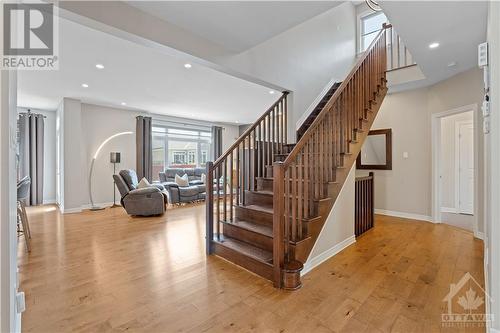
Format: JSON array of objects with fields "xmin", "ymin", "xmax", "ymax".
[
  {"xmin": 206, "ymin": 90, "xmax": 290, "ymax": 256},
  {"xmin": 212, "ymin": 92, "xmax": 289, "ymax": 169},
  {"xmin": 272, "ymin": 23, "xmax": 389, "ymax": 288},
  {"xmin": 282, "ymin": 26, "xmax": 389, "ymax": 169}
]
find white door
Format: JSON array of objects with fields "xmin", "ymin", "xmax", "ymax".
[{"xmin": 458, "ymin": 123, "xmax": 474, "ymax": 214}]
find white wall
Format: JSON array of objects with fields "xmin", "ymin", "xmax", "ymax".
[
  {"xmin": 303, "ymin": 166, "xmax": 356, "ymax": 274},
  {"xmin": 0, "ymin": 69, "xmax": 20, "ymax": 333},
  {"xmin": 356, "ymin": 68, "xmax": 484, "ymax": 228},
  {"xmin": 486, "ymin": 2, "xmax": 500, "ymax": 330},
  {"xmin": 81, "ymin": 104, "xmax": 139, "ymax": 206},
  {"xmin": 56, "ymin": 98, "xmax": 87, "ymax": 212},
  {"xmin": 17, "ymin": 108, "xmax": 57, "ymax": 204},
  {"xmin": 219, "ymin": 2, "xmax": 357, "ymax": 139},
  {"xmin": 440, "ymin": 111, "xmax": 473, "ymax": 210}
]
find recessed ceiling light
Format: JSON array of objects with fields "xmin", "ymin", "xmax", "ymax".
[
  {"xmin": 269, "ymin": 90, "xmax": 275, "ymax": 94},
  {"xmin": 95, "ymin": 64, "xmax": 104, "ymax": 69},
  {"xmin": 184, "ymin": 63, "xmax": 192, "ymax": 69},
  {"xmin": 235, "ymin": 120, "xmax": 239, "ymax": 124},
  {"xmin": 429, "ymin": 42, "xmax": 440, "ymax": 49},
  {"xmin": 121, "ymin": 102, "xmax": 127, "ymax": 106},
  {"xmin": 81, "ymin": 83, "xmax": 89, "ymax": 88}
]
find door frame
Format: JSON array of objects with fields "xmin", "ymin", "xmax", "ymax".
[
  {"xmin": 431, "ymin": 104, "xmax": 479, "ymax": 236},
  {"xmin": 455, "ymin": 120, "xmax": 474, "ymax": 214}
]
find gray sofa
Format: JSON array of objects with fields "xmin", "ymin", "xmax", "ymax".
[
  {"xmin": 159, "ymin": 168, "xmax": 206, "ymax": 204},
  {"xmin": 113, "ymin": 170, "xmax": 168, "ymax": 216}
]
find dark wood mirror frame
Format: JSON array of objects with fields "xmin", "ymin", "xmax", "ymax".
[{"xmin": 356, "ymin": 128, "xmax": 392, "ymax": 170}]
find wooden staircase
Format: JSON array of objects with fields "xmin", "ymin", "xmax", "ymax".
[{"xmin": 206, "ymin": 25, "xmax": 390, "ymax": 289}]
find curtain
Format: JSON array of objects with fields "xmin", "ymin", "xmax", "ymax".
[
  {"xmin": 136, "ymin": 116, "xmax": 152, "ymax": 181},
  {"xmin": 18, "ymin": 112, "xmax": 44, "ymax": 206},
  {"xmin": 212, "ymin": 126, "xmax": 223, "ymax": 160}
]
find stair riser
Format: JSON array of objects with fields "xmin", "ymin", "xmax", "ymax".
[
  {"xmin": 223, "ymin": 224, "xmax": 273, "ymax": 252},
  {"xmin": 245, "ymin": 190, "xmax": 273, "ymax": 207},
  {"xmin": 213, "ymin": 242, "xmax": 274, "ymax": 281},
  {"xmin": 257, "ymin": 178, "xmax": 273, "ymax": 191},
  {"xmin": 235, "ymin": 206, "xmax": 273, "ymax": 225}
]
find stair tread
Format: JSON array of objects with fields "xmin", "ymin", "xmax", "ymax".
[
  {"xmin": 249, "ymin": 190, "xmax": 273, "ymax": 196},
  {"xmin": 214, "ymin": 235, "xmax": 273, "ymax": 264},
  {"xmin": 239, "ymin": 204, "xmax": 273, "ymax": 214},
  {"xmin": 222, "ymin": 219, "xmax": 273, "ymax": 237}
]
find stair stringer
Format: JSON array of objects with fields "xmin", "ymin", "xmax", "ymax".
[
  {"xmin": 291, "ymin": 87, "xmax": 388, "ymax": 264},
  {"xmin": 302, "ymin": 165, "xmax": 356, "ymax": 274}
]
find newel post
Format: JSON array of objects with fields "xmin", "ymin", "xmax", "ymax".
[
  {"xmin": 272, "ymin": 162, "xmax": 285, "ymax": 288},
  {"xmin": 206, "ymin": 161, "xmax": 214, "ymax": 255}
]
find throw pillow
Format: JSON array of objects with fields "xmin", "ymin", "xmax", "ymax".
[
  {"xmin": 137, "ymin": 177, "xmax": 152, "ymax": 189},
  {"xmin": 201, "ymin": 173, "xmax": 206, "ymax": 184},
  {"xmin": 175, "ymin": 174, "xmax": 189, "ymax": 187}
]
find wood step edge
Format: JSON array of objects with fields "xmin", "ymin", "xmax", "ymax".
[
  {"xmin": 213, "ymin": 235, "xmax": 273, "ymax": 264},
  {"xmin": 221, "ymin": 219, "xmax": 272, "ymax": 238}
]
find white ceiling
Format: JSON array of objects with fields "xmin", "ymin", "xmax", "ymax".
[
  {"xmin": 380, "ymin": 1, "xmax": 488, "ymax": 88},
  {"xmin": 17, "ymin": 17, "xmax": 280, "ymax": 124},
  {"xmin": 127, "ymin": 1, "xmax": 342, "ymax": 53}
]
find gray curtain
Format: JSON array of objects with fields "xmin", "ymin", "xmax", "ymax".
[
  {"xmin": 212, "ymin": 126, "xmax": 223, "ymax": 160},
  {"xmin": 136, "ymin": 116, "xmax": 152, "ymax": 181},
  {"xmin": 18, "ymin": 112, "xmax": 44, "ymax": 206}
]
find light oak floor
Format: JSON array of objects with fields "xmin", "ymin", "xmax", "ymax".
[{"xmin": 18, "ymin": 204, "xmax": 485, "ymax": 332}]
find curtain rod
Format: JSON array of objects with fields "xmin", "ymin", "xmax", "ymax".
[{"xmin": 19, "ymin": 110, "xmax": 47, "ymax": 118}]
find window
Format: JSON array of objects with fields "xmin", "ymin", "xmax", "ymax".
[
  {"xmin": 151, "ymin": 123, "xmax": 212, "ymax": 180},
  {"xmin": 360, "ymin": 12, "xmax": 388, "ymax": 52}
]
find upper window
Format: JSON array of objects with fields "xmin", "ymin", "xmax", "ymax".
[{"xmin": 360, "ymin": 12, "xmax": 388, "ymax": 52}]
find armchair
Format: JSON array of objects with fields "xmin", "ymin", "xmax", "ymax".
[{"xmin": 113, "ymin": 170, "xmax": 167, "ymax": 216}]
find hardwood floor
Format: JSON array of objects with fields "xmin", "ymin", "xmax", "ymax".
[{"xmin": 18, "ymin": 205, "xmax": 485, "ymax": 332}]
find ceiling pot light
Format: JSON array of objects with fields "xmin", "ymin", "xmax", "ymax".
[
  {"xmin": 121, "ymin": 102, "xmax": 127, "ymax": 106},
  {"xmin": 184, "ymin": 63, "xmax": 192, "ymax": 69},
  {"xmin": 81, "ymin": 83, "xmax": 89, "ymax": 88},
  {"xmin": 429, "ymin": 42, "xmax": 440, "ymax": 49},
  {"xmin": 269, "ymin": 90, "xmax": 275, "ymax": 94},
  {"xmin": 95, "ymin": 64, "xmax": 104, "ymax": 69}
]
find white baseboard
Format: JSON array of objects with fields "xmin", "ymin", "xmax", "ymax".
[
  {"xmin": 302, "ymin": 235, "xmax": 356, "ymax": 276},
  {"xmin": 63, "ymin": 201, "xmax": 116, "ymax": 214},
  {"xmin": 62, "ymin": 207, "xmax": 82, "ymax": 214},
  {"xmin": 441, "ymin": 206, "xmax": 458, "ymax": 213},
  {"xmin": 295, "ymin": 76, "xmax": 340, "ymax": 130},
  {"xmin": 42, "ymin": 198, "xmax": 56, "ymax": 205},
  {"xmin": 374, "ymin": 209, "xmax": 434, "ymax": 223},
  {"xmin": 475, "ymin": 231, "xmax": 485, "ymax": 240}
]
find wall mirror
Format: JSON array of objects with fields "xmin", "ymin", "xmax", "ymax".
[{"xmin": 356, "ymin": 129, "xmax": 392, "ymax": 170}]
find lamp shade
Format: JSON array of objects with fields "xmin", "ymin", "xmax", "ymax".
[{"xmin": 110, "ymin": 152, "xmax": 121, "ymax": 163}]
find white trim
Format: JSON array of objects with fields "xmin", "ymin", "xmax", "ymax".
[
  {"xmin": 455, "ymin": 119, "xmax": 474, "ymax": 214},
  {"xmin": 301, "ymin": 235, "xmax": 356, "ymax": 276},
  {"xmin": 62, "ymin": 207, "xmax": 82, "ymax": 214},
  {"xmin": 441, "ymin": 207, "xmax": 458, "ymax": 213},
  {"xmin": 295, "ymin": 76, "xmax": 340, "ymax": 130},
  {"xmin": 431, "ymin": 104, "xmax": 479, "ymax": 234},
  {"xmin": 375, "ymin": 209, "xmax": 434, "ymax": 223},
  {"xmin": 62, "ymin": 201, "xmax": 115, "ymax": 214},
  {"xmin": 475, "ymin": 231, "xmax": 485, "ymax": 240}
]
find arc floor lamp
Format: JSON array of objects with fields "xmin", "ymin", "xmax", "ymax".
[{"xmin": 89, "ymin": 131, "xmax": 133, "ymax": 211}]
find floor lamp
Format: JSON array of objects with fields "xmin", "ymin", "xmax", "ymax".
[
  {"xmin": 89, "ymin": 131, "xmax": 133, "ymax": 211},
  {"xmin": 110, "ymin": 152, "xmax": 121, "ymax": 208}
]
